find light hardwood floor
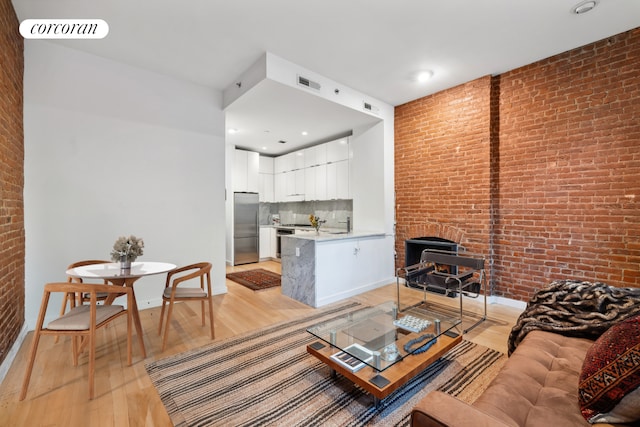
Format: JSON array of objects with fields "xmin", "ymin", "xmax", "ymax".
[{"xmin": 0, "ymin": 261, "xmax": 523, "ymax": 427}]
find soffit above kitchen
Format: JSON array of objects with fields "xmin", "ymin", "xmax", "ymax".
[
  {"xmin": 12, "ymin": 0, "xmax": 640, "ymax": 107},
  {"xmin": 224, "ymin": 53, "xmax": 385, "ymax": 156},
  {"xmin": 225, "ymin": 78, "xmax": 381, "ymax": 156}
]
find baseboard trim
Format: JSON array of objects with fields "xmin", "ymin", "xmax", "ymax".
[
  {"xmin": 487, "ymin": 295, "xmax": 527, "ymax": 310},
  {"xmin": 0, "ymin": 323, "xmax": 28, "ymax": 386}
]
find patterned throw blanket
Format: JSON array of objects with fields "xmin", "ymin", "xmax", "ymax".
[{"xmin": 508, "ymin": 280, "xmax": 640, "ymax": 355}]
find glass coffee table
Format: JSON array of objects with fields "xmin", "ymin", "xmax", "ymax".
[{"xmin": 306, "ymin": 301, "xmax": 462, "ymax": 406}]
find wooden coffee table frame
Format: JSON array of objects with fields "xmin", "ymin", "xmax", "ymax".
[{"xmin": 307, "ymin": 332, "xmax": 462, "ymax": 406}]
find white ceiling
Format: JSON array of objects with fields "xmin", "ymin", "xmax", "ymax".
[{"xmin": 13, "ymin": 0, "xmax": 640, "ymax": 155}]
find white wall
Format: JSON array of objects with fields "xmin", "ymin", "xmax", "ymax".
[
  {"xmin": 23, "ymin": 41, "xmax": 227, "ymax": 327},
  {"xmin": 351, "ymin": 121, "xmax": 391, "ymax": 233}
]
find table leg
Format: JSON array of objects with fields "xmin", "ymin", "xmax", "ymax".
[
  {"xmin": 127, "ymin": 283, "xmax": 147, "ymax": 358},
  {"xmin": 110, "ymin": 278, "xmax": 146, "ymax": 358},
  {"xmin": 373, "ymin": 396, "xmax": 381, "ymax": 408}
]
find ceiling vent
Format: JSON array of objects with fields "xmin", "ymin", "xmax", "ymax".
[
  {"xmin": 297, "ymin": 75, "xmax": 321, "ymax": 91},
  {"xmin": 363, "ymin": 101, "xmax": 379, "ymax": 115}
]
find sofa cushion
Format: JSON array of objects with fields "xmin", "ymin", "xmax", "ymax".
[
  {"xmin": 578, "ymin": 314, "xmax": 640, "ymax": 424},
  {"xmin": 473, "ymin": 330, "xmax": 594, "ymax": 427}
]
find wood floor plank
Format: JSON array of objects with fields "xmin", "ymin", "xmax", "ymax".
[{"xmin": 0, "ymin": 260, "xmax": 522, "ymax": 426}]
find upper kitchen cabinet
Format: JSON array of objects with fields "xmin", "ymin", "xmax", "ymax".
[
  {"xmin": 259, "ymin": 155, "xmax": 274, "ymax": 174},
  {"xmin": 304, "ymin": 164, "xmax": 327, "ymax": 201},
  {"xmin": 259, "ymin": 156, "xmax": 275, "ymax": 202},
  {"xmin": 233, "ymin": 149, "xmax": 259, "ymax": 193},
  {"xmin": 304, "ymin": 144, "xmax": 327, "ymax": 168},
  {"xmin": 327, "ymin": 160, "xmax": 349, "ymax": 200},
  {"xmin": 326, "ymin": 137, "xmax": 350, "ymax": 163},
  {"xmin": 293, "ymin": 151, "xmax": 305, "ymax": 170},
  {"xmin": 275, "ymin": 152, "xmax": 294, "ymax": 173}
]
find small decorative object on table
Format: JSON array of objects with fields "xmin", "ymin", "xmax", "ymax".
[
  {"xmin": 110, "ymin": 235, "xmax": 144, "ymax": 270},
  {"xmin": 403, "ymin": 333, "xmax": 436, "ymax": 354},
  {"xmin": 330, "ymin": 343, "xmax": 373, "ymax": 372},
  {"xmin": 394, "ymin": 315, "xmax": 432, "ymax": 333},
  {"xmin": 309, "ymin": 214, "xmax": 326, "ymax": 234},
  {"xmin": 381, "ymin": 343, "xmax": 400, "ymax": 361}
]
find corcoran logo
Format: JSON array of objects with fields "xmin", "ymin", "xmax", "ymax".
[{"xmin": 19, "ymin": 19, "xmax": 109, "ymax": 39}]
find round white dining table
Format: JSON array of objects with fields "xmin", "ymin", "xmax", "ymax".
[{"xmin": 66, "ymin": 261, "xmax": 176, "ymax": 357}]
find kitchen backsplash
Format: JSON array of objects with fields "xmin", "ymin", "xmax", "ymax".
[{"xmin": 260, "ymin": 200, "xmax": 353, "ymax": 229}]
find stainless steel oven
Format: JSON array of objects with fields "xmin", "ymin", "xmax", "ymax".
[{"xmin": 276, "ymin": 228, "xmax": 294, "ymax": 258}]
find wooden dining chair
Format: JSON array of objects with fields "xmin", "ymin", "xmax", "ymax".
[
  {"xmin": 158, "ymin": 262, "xmax": 214, "ymax": 351},
  {"xmin": 20, "ymin": 282, "xmax": 134, "ymax": 400},
  {"xmin": 55, "ymin": 260, "xmax": 113, "ymax": 343}
]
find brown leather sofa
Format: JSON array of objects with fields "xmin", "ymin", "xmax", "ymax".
[{"xmin": 411, "ymin": 330, "xmax": 619, "ymax": 427}]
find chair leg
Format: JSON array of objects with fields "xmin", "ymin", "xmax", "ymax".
[
  {"xmin": 161, "ymin": 299, "xmax": 175, "ymax": 351},
  {"xmin": 208, "ymin": 296, "xmax": 215, "ymax": 340},
  {"xmin": 201, "ymin": 300, "xmax": 205, "ymax": 326},
  {"xmin": 19, "ymin": 330, "xmax": 43, "ymax": 401},
  {"xmin": 88, "ymin": 329, "xmax": 96, "ymax": 399},
  {"xmin": 158, "ymin": 300, "xmax": 166, "ymax": 335},
  {"xmin": 72, "ymin": 336, "xmax": 79, "ymax": 366}
]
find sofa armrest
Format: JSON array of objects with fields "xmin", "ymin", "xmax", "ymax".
[{"xmin": 411, "ymin": 392, "xmax": 515, "ymax": 427}]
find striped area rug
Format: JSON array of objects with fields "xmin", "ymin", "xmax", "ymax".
[{"xmin": 146, "ymin": 302, "xmax": 506, "ymax": 427}]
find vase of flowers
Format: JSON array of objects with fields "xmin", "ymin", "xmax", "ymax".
[
  {"xmin": 110, "ymin": 235, "xmax": 144, "ymax": 270},
  {"xmin": 309, "ymin": 214, "xmax": 326, "ymax": 235}
]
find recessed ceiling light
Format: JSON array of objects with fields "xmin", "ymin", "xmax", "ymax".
[
  {"xmin": 415, "ymin": 70, "xmax": 434, "ymax": 83},
  {"xmin": 301, "ymin": 131, "xmax": 308, "ymax": 136},
  {"xmin": 227, "ymin": 128, "xmax": 238, "ymax": 134},
  {"xmin": 262, "ymin": 146, "xmax": 268, "ymax": 151},
  {"xmin": 572, "ymin": 0, "xmax": 597, "ymax": 14}
]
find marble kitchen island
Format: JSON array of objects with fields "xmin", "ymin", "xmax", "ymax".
[{"xmin": 280, "ymin": 230, "xmax": 394, "ymax": 307}]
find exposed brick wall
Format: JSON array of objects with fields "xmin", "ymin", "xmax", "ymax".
[
  {"xmin": 495, "ymin": 28, "xmax": 640, "ymax": 300},
  {"xmin": 0, "ymin": 0, "xmax": 25, "ymax": 365},
  {"xmin": 395, "ymin": 76, "xmax": 492, "ymax": 270},
  {"xmin": 395, "ymin": 28, "xmax": 640, "ymax": 302}
]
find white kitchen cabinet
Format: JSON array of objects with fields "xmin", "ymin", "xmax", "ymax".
[
  {"xmin": 314, "ymin": 236, "xmax": 392, "ymax": 307},
  {"xmin": 273, "ymin": 151, "xmax": 304, "ymax": 173},
  {"xmin": 233, "ymin": 149, "xmax": 259, "ymax": 193},
  {"xmin": 270, "ymin": 227, "xmax": 277, "ymax": 257},
  {"xmin": 293, "ymin": 151, "xmax": 305, "ymax": 170},
  {"xmin": 275, "ymin": 153, "xmax": 294, "ymax": 173},
  {"xmin": 304, "ymin": 164, "xmax": 327, "ymax": 201},
  {"xmin": 259, "ymin": 156, "xmax": 274, "ymax": 174},
  {"xmin": 259, "ymin": 173, "xmax": 274, "ymax": 202},
  {"xmin": 326, "ymin": 137, "xmax": 349, "ymax": 163},
  {"xmin": 233, "ymin": 150, "xmax": 247, "ymax": 191},
  {"xmin": 283, "ymin": 169, "xmax": 305, "ymax": 201},
  {"xmin": 247, "ymin": 151, "xmax": 259, "ymax": 192},
  {"xmin": 274, "ymin": 172, "xmax": 286, "ymax": 202},
  {"xmin": 273, "ymin": 140, "xmax": 350, "ymax": 202},
  {"xmin": 304, "ymin": 144, "xmax": 327, "ymax": 168},
  {"xmin": 258, "ymin": 156, "xmax": 274, "ymax": 202},
  {"xmin": 259, "ymin": 227, "xmax": 271, "ymax": 259},
  {"xmin": 326, "ymin": 160, "xmax": 349, "ymax": 199},
  {"xmin": 304, "ymin": 167, "xmax": 315, "ymax": 200},
  {"xmin": 281, "ymin": 234, "xmax": 393, "ymax": 308}
]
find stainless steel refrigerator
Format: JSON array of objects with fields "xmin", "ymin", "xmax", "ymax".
[{"xmin": 233, "ymin": 192, "xmax": 259, "ymax": 265}]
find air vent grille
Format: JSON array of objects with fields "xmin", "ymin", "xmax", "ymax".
[
  {"xmin": 297, "ymin": 75, "xmax": 321, "ymax": 91},
  {"xmin": 363, "ymin": 101, "xmax": 379, "ymax": 114}
]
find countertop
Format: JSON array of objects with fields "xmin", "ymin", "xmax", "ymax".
[{"xmin": 282, "ymin": 229, "xmax": 385, "ymax": 242}]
